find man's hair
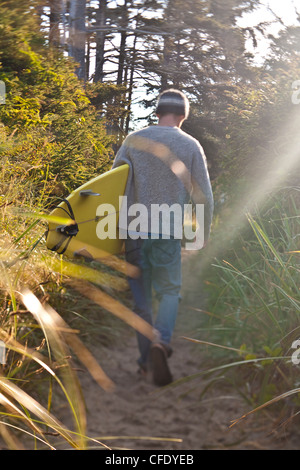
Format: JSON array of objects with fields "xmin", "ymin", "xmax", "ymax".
[{"xmin": 156, "ymin": 89, "xmax": 190, "ymax": 119}]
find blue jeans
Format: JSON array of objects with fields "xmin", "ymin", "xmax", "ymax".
[{"xmin": 125, "ymin": 237, "xmax": 182, "ymax": 368}]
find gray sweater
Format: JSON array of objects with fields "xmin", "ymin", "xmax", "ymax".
[{"xmin": 112, "ymin": 125, "xmax": 214, "ymax": 243}]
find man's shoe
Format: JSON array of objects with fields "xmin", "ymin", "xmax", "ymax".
[{"xmin": 150, "ymin": 343, "xmax": 173, "ymax": 386}]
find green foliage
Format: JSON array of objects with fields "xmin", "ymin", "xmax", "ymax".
[
  {"xmin": 0, "ymin": 55, "xmax": 119, "ymax": 212},
  {"xmin": 0, "ymin": 1, "xmax": 131, "ymax": 205}
]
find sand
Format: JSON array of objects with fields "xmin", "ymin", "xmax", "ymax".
[{"xmin": 66, "ymin": 251, "xmax": 299, "ymax": 451}]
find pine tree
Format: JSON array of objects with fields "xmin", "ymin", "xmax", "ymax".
[{"xmin": 0, "ymin": 0, "xmax": 115, "ymax": 197}]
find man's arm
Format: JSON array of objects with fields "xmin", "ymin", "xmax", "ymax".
[{"xmin": 191, "ymin": 143, "xmax": 214, "ymax": 243}]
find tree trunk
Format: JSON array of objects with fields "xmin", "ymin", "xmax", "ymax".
[
  {"xmin": 86, "ymin": 34, "xmax": 91, "ymax": 81},
  {"xmin": 160, "ymin": 0, "xmax": 174, "ymax": 90},
  {"xmin": 69, "ymin": 0, "xmax": 86, "ymax": 81},
  {"xmin": 116, "ymin": 0, "xmax": 129, "ymax": 85},
  {"xmin": 49, "ymin": 0, "xmax": 62, "ymax": 47},
  {"xmin": 125, "ymin": 32, "xmax": 137, "ymax": 133},
  {"xmin": 161, "ymin": 34, "xmax": 173, "ymax": 90},
  {"xmin": 173, "ymin": 37, "xmax": 182, "ymax": 88},
  {"xmin": 61, "ymin": 0, "xmax": 68, "ymax": 50},
  {"xmin": 35, "ymin": 3, "xmax": 45, "ymax": 32}
]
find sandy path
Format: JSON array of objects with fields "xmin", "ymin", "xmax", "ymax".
[{"xmin": 68, "ymin": 252, "xmax": 299, "ymax": 450}]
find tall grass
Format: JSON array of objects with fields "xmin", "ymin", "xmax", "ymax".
[
  {"xmin": 0, "ymin": 154, "xmax": 158, "ymax": 450},
  {"xmin": 0, "ymin": 221, "xmax": 160, "ymax": 448}
]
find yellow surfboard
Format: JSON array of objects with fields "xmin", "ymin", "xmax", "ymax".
[{"xmin": 46, "ymin": 164, "xmax": 129, "ymax": 260}]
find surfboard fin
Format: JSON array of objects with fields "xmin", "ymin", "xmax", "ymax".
[{"xmin": 79, "ymin": 190, "xmax": 100, "ymax": 196}]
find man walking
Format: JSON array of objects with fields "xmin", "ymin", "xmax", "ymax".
[{"xmin": 112, "ymin": 89, "xmax": 213, "ymax": 386}]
